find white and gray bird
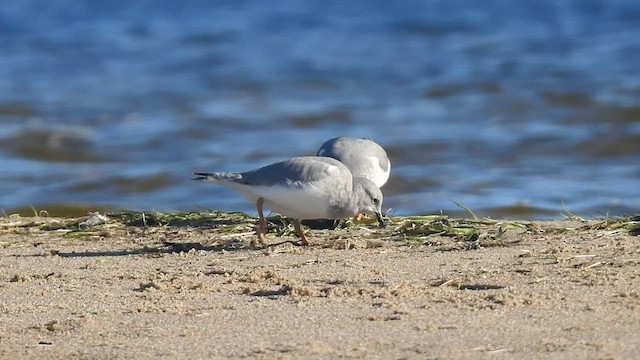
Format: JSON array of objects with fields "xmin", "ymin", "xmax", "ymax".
[
  {"xmin": 316, "ymin": 137, "xmax": 391, "ymax": 188},
  {"xmin": 193, "ymin": 156, "xmax": 385, "ymax": 246}
]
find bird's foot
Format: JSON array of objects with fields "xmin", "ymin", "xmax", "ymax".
[
  {"xmin": 293, "ymin": 220, "xmax": 312, "ymax": 246},
  {"xmin": 354, "ymin": 213, "xmax": 370, "ymax": 221}
]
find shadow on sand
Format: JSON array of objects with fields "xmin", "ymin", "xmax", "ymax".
[{"xmin": 51, "ymin": 239, "xmax": 304, "ymax": 258}]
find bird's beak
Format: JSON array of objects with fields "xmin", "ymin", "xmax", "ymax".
[{"xmin": 375, "ymin": 212, "xmax": 386, "ymax": 228}]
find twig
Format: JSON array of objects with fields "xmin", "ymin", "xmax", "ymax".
[{"xmin": 584, "ymin": 262, "xmax": 602, "ymax": 269}]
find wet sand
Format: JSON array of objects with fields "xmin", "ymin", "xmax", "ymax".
[{"xmin": 1, "ymin": 214, "xmax": 639, "ymax": 359}]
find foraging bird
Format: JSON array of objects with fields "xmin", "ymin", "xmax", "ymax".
[
  {"xmin": 193, "ymin": 156, "xmax": 385, "ymax": 246},
  {"xmin": 317, "ymin": 137, "xmax": 391, "ymax": 188}
]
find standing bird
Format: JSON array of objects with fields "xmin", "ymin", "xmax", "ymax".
[
  {"xmin": 193, "ymin": 156, "xmax": 385, "ymax": 246},
  {"xmin": 316, "ymin": 137, "xmax": 391, "ymax": 188}
]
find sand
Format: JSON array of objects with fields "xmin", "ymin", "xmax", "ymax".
[{"xmin": 1, "ymin": 213, "xmax": 639, "ymax": 359}]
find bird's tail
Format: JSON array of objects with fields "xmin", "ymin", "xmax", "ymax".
[{"xmin": 192, "ymin": 172, "xmax": 246, "ymax": 184}]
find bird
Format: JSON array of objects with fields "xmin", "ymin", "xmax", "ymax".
[
  {"xmin": 193, "ymin": 156, "xmax": 385, "ymax": 246},
  {"xmin": 316, "ymin": 137, "xmax": 391, "ymax": 188}
]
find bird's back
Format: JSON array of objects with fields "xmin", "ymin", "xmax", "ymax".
[
  {"xmin": 317, "ymin": 137, "xmax": 390, "ymax": 187},
  {"xmin": 241, "ymin": 156, "xmax": 349, "ymax": 187}
]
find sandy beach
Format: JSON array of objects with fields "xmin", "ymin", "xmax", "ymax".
[{"xmin": 1, "ymin": 212, "xmax": 639, "ymax": 359}]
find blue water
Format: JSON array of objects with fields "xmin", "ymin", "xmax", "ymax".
[{"xmin": 1, "ymin": 0, "xmax": 639, "ymax": 218}]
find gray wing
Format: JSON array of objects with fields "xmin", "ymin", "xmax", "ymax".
[
  {"xmin": 192, "ymin": 172, "xmax": 244, "ymax": 182},
  {"xmin": 241, "ymin": 156, "xmax": 349, "ymax": 187},
  {"xmin": 316, "ymin": 136, "xmax": 345, "ymax": 157}
]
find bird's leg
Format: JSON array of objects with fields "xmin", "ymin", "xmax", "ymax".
[
  {"xmin": 293, "ymin": 219, "xmax": 311, "ymax": 246},
  {"xmin": 252, "ymin": 197, "xmax": 267, "ymax": 247}
]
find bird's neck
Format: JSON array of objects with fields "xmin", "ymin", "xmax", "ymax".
[{"xmin": 326, "ymin": 180, "xmax": 359, "ymax": 219}]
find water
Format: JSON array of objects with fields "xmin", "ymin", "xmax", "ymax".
[{"xmin": 1, "ymin": 0, "xmax": 639, "ymax": 219}]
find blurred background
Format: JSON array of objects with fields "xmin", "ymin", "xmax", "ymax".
[{"xmin": 1, "ymin": 0, "xmax": 639, "ymax": 219}]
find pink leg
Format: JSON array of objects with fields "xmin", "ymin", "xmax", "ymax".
[
  {"xmin": 293, "ymin": 219, "xmax": 311, "ymax": 246},
  {"xmin": 253, "ymin": 197, "xmax": 267, "ymax": 247}
]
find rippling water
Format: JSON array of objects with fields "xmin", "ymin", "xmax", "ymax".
[{"xmin": 1, "ymin": 0, "xmax": 639, "ymax": 219}]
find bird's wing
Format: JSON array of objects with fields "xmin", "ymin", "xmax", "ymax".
[{"xmin": 241, "ymin": 156, "xmax": 348, "ymax": 187}]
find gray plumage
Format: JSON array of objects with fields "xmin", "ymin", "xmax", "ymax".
[
  {"xmin": 193, "ymin": 156, "xmax": 385, "ymax": 225},
  {"xmin": 316, "ymin": 137, "xmax": 391, "ymax": 188}
]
